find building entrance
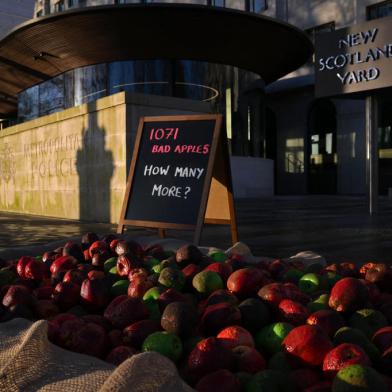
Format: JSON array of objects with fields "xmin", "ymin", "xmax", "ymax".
[
  {"xmin": 378, "ymin": 94, "xmax": 392, "ymax": 195},
  {"xmin": 308, "ymin": 99, "xmax": 337, "ymax": 194}
]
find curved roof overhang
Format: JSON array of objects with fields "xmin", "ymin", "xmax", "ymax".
[{"xmin": 0, "ymin": 4, "xmax": 313, "ymax": 117}]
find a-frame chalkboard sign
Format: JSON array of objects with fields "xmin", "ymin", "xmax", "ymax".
[{"xmin": 117, "ymin": 114, "xmax": 238, "ymax": 245}]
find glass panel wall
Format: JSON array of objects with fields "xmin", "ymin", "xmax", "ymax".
[
  {"xmin": 74, "ymin": 64, "xmax": 107, "ymax": 106},
  {"xmin": 17, "ymin": 86, "xmax": 39, "ymax": 122},
  {"xmin": 108, "ymin": 60, "xmax": 171, "ymax": 96},
  {"xmin": 39, "ymin": 75, "xmax": 64, "ymax": 116},
  {"xmin": 378, "ymin": 96, "xmax": 392, "ymax": 194},
  {"xmin": 16, "ymin": 59, "xmax": 264, "ymax": 158}
]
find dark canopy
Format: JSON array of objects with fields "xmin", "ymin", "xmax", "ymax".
[{"xmin": 0, "ymin": 4, "xmax": 313, "ymax": 117}]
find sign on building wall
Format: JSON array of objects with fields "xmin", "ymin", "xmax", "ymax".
[{"xmin": 315, "ymin": 15, "xmax": 392, "ymax": 97}]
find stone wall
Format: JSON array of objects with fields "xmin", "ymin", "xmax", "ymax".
[
  {"xmin": 0, "ymin": 92, "xmax": 210, "ymax": 223},
  {"xmin": 0, "ymin": 93, "xmax": 127, "ymax": 223}
]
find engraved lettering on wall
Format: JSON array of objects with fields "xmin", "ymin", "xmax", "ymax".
[
  {"xmin": 23, "ymin": 133, "xmax": 87, "ymax": 179},
  {"xmin": 0, "ymin": 143, "xmax": 16, "ymax": 183}
]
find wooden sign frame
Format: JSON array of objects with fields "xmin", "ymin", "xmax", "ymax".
[
  {"xmin": 204, "ymin": 129, "xmax": 238, "ymax": 245},
  {"xmin": 117, "ymin": 114, "xmax": 238, "ymax": 245}
]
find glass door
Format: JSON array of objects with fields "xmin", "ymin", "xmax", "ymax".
[{"xmin": 308, "ymin": 99, "xmax": 337, "ymax": 194}]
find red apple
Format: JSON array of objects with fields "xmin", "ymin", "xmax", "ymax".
[
  {"xmin": 62, "ymin": 242, "xmax": 84, "ymax": 263},
  {"xmin": 360, "ymin": 279, "xmax": 381, "ymax": 305},
  {"xmin": 128, "ymin": 279, "xmax": 153, "ymax": 298},
  {"xmin": 115, "ymin": 240, "xmax": 144, "ymax": 258},
  {"xmin": 188, "ymin": 337, "xmax": 234, "ymax": 380},
  {"xmin": 52, "ymin": 281, "xmax": 80, "ymax": 309},
  {"xmin": 227, "ymin": 268, "xmax": 267, "ymax": 298},
  {"xmin": 267, "ymin": 259, "xmax": 289, "ymax": 279},
  {"xmin": 339, "ymin": 262, "xmax": 358, "ymax": 277},
  {"xmin": 365, "ymin": 263, "xmax": 392, "ymax": 292},
  {"xmin": 128, "ymin": 268, "xmax": 149, "ymax": 283},
  {"xmin": 33, "ymin": 299, "xmax": 59, "ymax": 319},
  {"xmin": 175, "ymin": 244, "xmax": 203, "ymax": 266},
  {"xmin": 306, "ymin": 309, "xmax": 345, "ymax": 337},
  {"xmin": 33, "ymin": 286, "xmax": 54, "ymax": 300},
  {"xmin": 372, "ymin": 327, "xmax": 392, "ymax": 353},
  {"xmin": 282, "ymin": 325, "xmax": 333, "ymax": 367},
  {"xmin": 232, "ymin": 345, "xmax": 266, "ymax": 374},
  {"xmin": 42, "ymin": 251, "xmax": 57, "ymax": 265},
  {"xmin": 70, "ymin": 322, "xmax": 108, "ymax": 358},
  {"xmin": 217, "ymin": 326, "xmax": 254, "ymax": 349},
  {"xmin": 104, "ymin": 295, "xmax": 149, "ymax": 329},
  {"xmin": 62, "ymin": 269, "xmax": 87, "ymax": 285},
  {"xmin": 258, "ymin": 282, "xmax": 285, "ymax": 306},
  {"xmin": 109, "ymin": 239, "xmax": 121, "ymax": 253},
  {"xmin": 182, "ymin": 263, "xmax": 202, "ymax": 289},
  {"xmin": 81, "ymin": 232, "xmax": 99, "ymax": 249},
  {"xmin": 2, "ymin": 285, "xmax": 32, "ymax": 308},
  {"xmin": 204, "ymin": 262, "xmax": 233, "ymax": 282},
  {"xmin": 24, "ymin": 259, "xmax": 48, "ymax": 280},
  {"xmin": 329, "ymin": 277, "xmax": 369, "ymax": 313},
  {"xmin": 55, "ymin": 317, "xmax": 85, "ymax": 348},
  {"xmin": 116, "ymin": 254, "xmax": 143, "ymax": 277},
  {"xmin": 50, "ymin": 255, "xmax": 78, "ymax": 275},
  {"xmin": 91, "ymin": 252, "xmax": 111, "ymax": 269},
  {"xmin": 201, "ymin": 302, "xmax": 241, "ymax": 335},
  {"xmin": 123, "ymin": 319, "xmax": 162, "ymax": 349},
  {"xmin": 87, "ymin": 270, "xmax": 106, "ymax": 280},
  {"xmin": 258, "ymin": 282, "xmax": 309, "ymax": 307},
  {"xmin": 380, "ymin": 346, "xmax": 392, "ymax": 373},
  {"xmin": 81, "ymin": 314, "xmax": 112, "ymax": 331},
  {"xmin": 83, "ymin": 249, "xmax": 91, "ymax": 262},
  {"xmin": 323, "ymin": 343, "xmax": 371, "ymax": 378},
  {"xmin": 360, "ymin": 262, "xmax": 377, "ymax": 277},
  {"xmin": 158, "ymin": 288, "xmax": 187, "ymax": 313},
  {"xmin": 80, "ymin": 278, "xmax": 110, "ymax": 310},
  {"xmin": 204, "ymin": 289, "xmax": 239, "ymax": 308},
  {"xmin": 278, "ymin": 299, "xmax": 309, "ymax": 325},
  {"xmin": 88, "ymin": 240, "xmax": 108, "ymax": 258},
  {"xmin": 16, "ymin": 256, "xmax": 35, "ymax": 279},
  {"xmin": 49, "ymin": 313, "xmax": 79, "ymax": 328}
]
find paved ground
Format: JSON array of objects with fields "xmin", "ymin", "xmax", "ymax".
[{"xmin": 0, "ymin": 196, "xmax": 392, "ymax": 264}]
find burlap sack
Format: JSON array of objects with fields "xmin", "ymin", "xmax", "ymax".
[{"xmin": 0, "ymin": 318, "xmax": 194, "ymax": 392}]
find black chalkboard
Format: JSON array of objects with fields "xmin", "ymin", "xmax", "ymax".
[{"xmin": 117, "ymin": 114, "xmax": 222, "ymax": 239}]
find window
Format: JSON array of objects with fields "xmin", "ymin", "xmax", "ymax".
[
  {"xmin": 211, "ymin": 0, "xmax": 226, "ymax": 7},
  {"xmin": 248, "ymin": 0, "xmax": 267, "ymax": 13},
  {"xmin": 54, "ymin": 0, "xmax": 65, "ymax": 12},
  {"xmin": 68, "ymin": 0, "xmax": 74, "ymax": 7},
  {"xmin": 44, "ymin": 0, "xmax": 50, "ymax": 14},
  {"xmin": 114, "ymin": 0, "xmax": 127, "ymax": 4},
  {"xmin": 367, "ymin": 0, "xmax": 392, "ymax": 20},
  {"xmin": 36, "ymin": 9, "xmax": 43, "ymax": 17}
]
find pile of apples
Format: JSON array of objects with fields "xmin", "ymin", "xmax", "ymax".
[{"xmin": 0, "ymin": 232, "xmax": 392, "ymax": 392}]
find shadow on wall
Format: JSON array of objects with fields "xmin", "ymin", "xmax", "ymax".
[{"xmin": 76, "ymin": 102, "xmax": 114, "ymax": 222}]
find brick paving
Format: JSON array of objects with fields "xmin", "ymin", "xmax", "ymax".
[{"xmin": 1, "ymin": 196, "xmax": 392, "ymax": 264}]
